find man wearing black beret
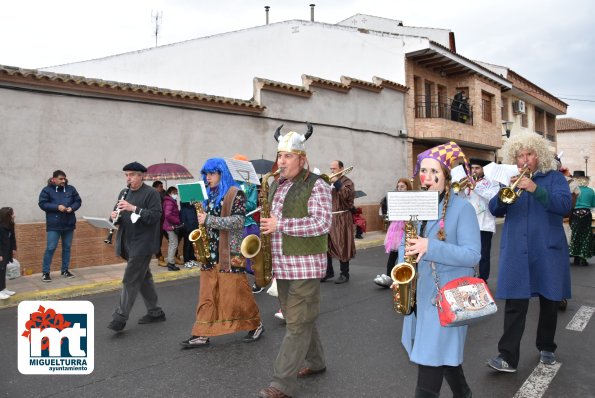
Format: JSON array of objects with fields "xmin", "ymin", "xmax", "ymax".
[{"xmin": 107, "ymin": 161, "xmax": 166, "ymax": 332}]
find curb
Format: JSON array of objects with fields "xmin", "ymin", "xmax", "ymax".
[
  {"xmin": 0, "ymin": 268, "xmax": 201, "ymax": 310},
  {"xmin": 356, "ymin": 238, "xmax": 385, "ymax": 250},
  {"xmin": 0, "ymin": 239, "xmax": 383, "ymax": 310}
]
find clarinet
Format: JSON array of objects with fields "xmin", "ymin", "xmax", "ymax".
[{"xmin": 104, "ymin": 185, "xmax": 130, "ymax": 244}]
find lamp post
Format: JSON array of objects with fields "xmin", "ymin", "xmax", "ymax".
[
  {"xmin": 585, "ymin": 155, "xmax": 590, "ymax": 177},
  {"xmin": 502, "ymin": 121, "xmax": 513, "ymax": 138}
]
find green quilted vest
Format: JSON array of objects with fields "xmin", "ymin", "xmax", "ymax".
[{"xmin": 269, "ymin": 169, "xmax": 328, "ymax": 255}]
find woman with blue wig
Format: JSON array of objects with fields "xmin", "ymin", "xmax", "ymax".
[{"xmin": 181, "ymin": 158, "xmax": 263, "ymax": 347}]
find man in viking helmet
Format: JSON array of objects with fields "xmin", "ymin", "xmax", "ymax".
[{"xmin": 258, "ymin": 123, "xmax": 332, "ymax": 398}]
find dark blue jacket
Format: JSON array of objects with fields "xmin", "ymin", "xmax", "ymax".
[
  {"xmin": 180, "ymin": 202, "xmax": 199, "ymax": 232},
  {"xmin": 38, "ymin": 182, "xmax": 82, "ymax": 231}
]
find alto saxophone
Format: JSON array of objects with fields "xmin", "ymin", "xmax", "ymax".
[
  {"xmin": 188, "ymin": 202, "xmax": 211, "ymax": 266},
  {"xmin": 391, "ymin": 215, "xmax": 419, "ymax": 315},
  {"xmin": 240, "ymin": 169, "xmax": 280, "ymax": 287}
]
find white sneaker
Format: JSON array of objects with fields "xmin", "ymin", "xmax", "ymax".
[
  {"xmin": 274, "ymin": 309, "xmax": 285, "ymax": 320},
  {"xmin": 184, "ymin": 261, "xmax": 194, "ymax": 269},
  {"xmin": 0, "ymin": 291, "xmax": 10, "ymax": 300},
  {"xmin": 380, "ymin": 274, "xmax": 393, "ymax": 287},
  {"xmin": 1, "ymin": 289, "xmax": 15, "ymax": 296}
]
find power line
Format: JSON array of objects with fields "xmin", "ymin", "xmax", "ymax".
[{"xmin": 557, "ymin": 97, "xmax": 595, "ymax": 103}]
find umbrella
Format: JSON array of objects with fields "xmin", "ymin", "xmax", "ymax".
[
  {"xmin": 143, "ymin": 162, "xmax": 194, "ymax": 186},
  {"xmin": 250, "ymin": 158, "xmax": 275, "ymax": 175},
  {"xmin": 354, "ymin": 190, "xmax": 367, "ymax": 199}
]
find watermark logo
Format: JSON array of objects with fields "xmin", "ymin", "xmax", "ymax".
[{"xmin": 18, "ymin": 301, "xmax": 94, "ymax": 374}]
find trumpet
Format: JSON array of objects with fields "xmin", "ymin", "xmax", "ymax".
[
  {"xmin": 104, "ymin": 185, "xmax": 130, "ymax": 244},
  {"xmin": 320, "ymin": 165, "xmax": 354, "ymax": 184},
  {"xmin": 498, "ymin": 165, "xmax": 532, "ymax": 204},
  {"xmin": 452, "ymin": 174, "xmax": 477, "ymax": 193}
]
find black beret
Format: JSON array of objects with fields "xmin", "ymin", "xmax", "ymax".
[
  {"xmin": 122, "ymin": 161, "xmax": 147, "ymax": 172},
  {"xmin": 469, "ymin": 158, "xmax": 491, "ymax": 167}
]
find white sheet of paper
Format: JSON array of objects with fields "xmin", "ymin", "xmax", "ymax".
[
  {"xmin": 450, "ymin": 164, "xmax": 467, "ymax": 182},
  {"xmin": 483, "ymin": 163, "xmax": 519, "ymax": 186},
  {"xmin": 224, "ymin": 158, "xmax": 261, "ymax": 185},
  {"xmin": 387, "ymin": 191, "xmax": 439, "ymax": 221},
  {"xmin": 83, "ymin": 216, "xmax": 117, "ymax": 230}
]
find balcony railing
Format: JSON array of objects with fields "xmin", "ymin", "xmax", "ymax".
[{"xmin": 415, "ymin": 95, "xmax": 473, "ymax": 125}]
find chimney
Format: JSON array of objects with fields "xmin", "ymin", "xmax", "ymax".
[
  {"xmin": 449, "ymin": 32, "xmax": 457, "ymax": 53},
  {"xmin": 265, "ymin": 6, "xmax": 270, "ymax": 25},
  {"xmin": 310, "ymin": 4, "xmax": 315, "ymax": 22}
]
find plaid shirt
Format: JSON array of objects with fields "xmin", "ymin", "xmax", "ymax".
[{"xmin": 270, "ymin": 177, "xmax": 332, "ymax": 279}]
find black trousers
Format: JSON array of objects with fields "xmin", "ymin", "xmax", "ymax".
[
  {"xmin": 182, "ymin": 228, "xmax": 196, "ymax": 262},
  {"xmin": 416, "ymin": 364, "xmax": 471, "ymax": 397},
  {"xmin": 386, "ymin": 250, "xmax": 399, "ymax": 276},
  {"xmin": 326, "ymin": 253, "xmax": 349, "ymax": 277},
  {"xmin": 0, "ymin": 261, "xmax": 6, "ymax": 291},
  {"xmin": 478, "ymin": 231, "xmax": 493, "ymax": 281},
  {"xmin": 498, "ymin": 296, "xmax": 559, "ymax": 368}
]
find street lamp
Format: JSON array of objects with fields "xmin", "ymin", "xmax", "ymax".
[
  {"xmin": 502, "ymin": 121, "xmax": 513, "ymax": 138},
  {"xmin": 585, "ymin": 155, "xmax": 590, "ymax": 177}
]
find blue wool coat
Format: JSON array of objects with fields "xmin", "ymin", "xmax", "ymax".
[
  {"xmin": 489, "ymin": 170, "xmax": 572, "ymax": 301},
  {"xmin": 400, "ymin": 194, "xmax": 481, "ymax": 366}
]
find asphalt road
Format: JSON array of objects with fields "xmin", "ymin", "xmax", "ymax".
[{"xmin": 2, "ymin": 228, "xmax": 594, "ymax": 397}]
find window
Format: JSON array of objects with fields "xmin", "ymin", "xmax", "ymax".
[
  {"xmin": 546, "ymin": 113, "xmax": 556, "ymax": 142},
  {"xmin": 534, "ymin": 107, "xmax": 545, "ymax": 135},
  {"xmin": 481, "ymin": 91, "xmax": 493, "ymax": 122}
]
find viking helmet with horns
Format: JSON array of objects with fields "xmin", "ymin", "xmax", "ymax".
[{"xmin": 274, "ymin": 123, "xmax": 313, "ymax": 155}]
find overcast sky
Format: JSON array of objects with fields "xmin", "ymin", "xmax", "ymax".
[{"xmin": 1, "ymin": 0, "xmax": 594, "ymax": 122}]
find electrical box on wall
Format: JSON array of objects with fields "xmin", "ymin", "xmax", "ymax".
[{"xmin": 512, "ymin": 100, "xmax": 526, "ymax": 114}]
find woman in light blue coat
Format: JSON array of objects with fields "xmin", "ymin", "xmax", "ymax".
[{"xmin": 398, "ymin": 142, "xmax": 481, "ymax": 398}]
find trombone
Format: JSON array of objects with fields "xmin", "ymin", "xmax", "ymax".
[
  {"xmin": 320, "ymin": 166, "xmax": 354, "ymax": 184},
  {"xmin": 498, "ymin": 165, "xmax": 532, "ymax": 204}
]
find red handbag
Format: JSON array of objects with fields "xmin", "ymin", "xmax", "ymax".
[{"xmin": 431, "ymin": 263, "xmax": 497, "ymax": 327}]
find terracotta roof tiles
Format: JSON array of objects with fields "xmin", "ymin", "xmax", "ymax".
[
  {"xmin": 0, "ymin": 64, "xmax": 264, "ymax": 113},
  {"xmin": 556, "ymin": 117, "xmax": 595, "ymax": 132}
]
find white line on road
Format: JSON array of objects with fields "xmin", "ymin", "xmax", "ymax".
[
  {"xmin": 513, "ymin": 363, "xmax": 562, "ymax": 398},
  {"xmin": 566, "ymin": 305, "xmax": 595, "ymax": 332}
]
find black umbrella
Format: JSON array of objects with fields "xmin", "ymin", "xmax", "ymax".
[
  {"xmin": 354, "ymin": 190, "xmax": 367, "ymax": 199},
  {"xmin": 250, "ymin": 158, "xmax": 275, "ymax": 175}
]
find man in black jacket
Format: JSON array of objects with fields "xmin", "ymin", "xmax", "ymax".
[{"xmin": 108, "ymin": 161, "xmax": 166, "ymax": 332}]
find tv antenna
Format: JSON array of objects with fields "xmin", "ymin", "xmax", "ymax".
[{"xmin": 151, "ymin": 10, "xmax": 163, "ymax": 47}]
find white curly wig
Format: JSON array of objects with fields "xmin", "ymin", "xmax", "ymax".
[{"xmin": 501, "ymin": 132, "xmax": 558, "ymax": 174}]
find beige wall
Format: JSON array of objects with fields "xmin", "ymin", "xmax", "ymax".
[
  {"xmin": 557, "ymin": 130, "xmax": 595, "ymax": 187},
  {"xmin": 1, "ymin": 78, "xmax": 407, "ymax": 272}
]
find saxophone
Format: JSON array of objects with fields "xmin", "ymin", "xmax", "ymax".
[
  {"xmin": 188, "ymin": 202, "xmax": 211, "ymax": 266},
  {"xmin": 240, "ymin": 169, "xmax": 280, "ymax": 287},
  {"xmin": 390, "ymin": 215, "xmax": 419, "ymax": 315}
]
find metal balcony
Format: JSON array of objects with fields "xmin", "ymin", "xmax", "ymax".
[{"xmin": 414, "ymin": 95, "xmax": 474, "ymax": 126}]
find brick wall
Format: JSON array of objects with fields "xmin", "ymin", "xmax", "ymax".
[{"xmin": 14, "ymin": 221, "xmax": 173, "ymax": 275}]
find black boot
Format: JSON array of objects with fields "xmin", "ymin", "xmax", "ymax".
[
  {"xmin": 322, "ymin": 254, "xmax": 334, "ymax": 282},
  {"xmin": 444, "ymin": 366, "xmax": 472, "ymax": 398},
  {"xmin": 415, "ymin": 387, "xmax": 440, "ymax": 398}
]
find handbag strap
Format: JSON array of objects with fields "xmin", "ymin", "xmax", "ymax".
[
  {"xmin": 430, "ymin": 262, "xmax": 443, "ymax": 310},
  {"xmin": 430, "ymin": 262, "xmax": 480, "ymax": 310}
]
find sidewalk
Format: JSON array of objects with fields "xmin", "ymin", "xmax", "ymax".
[{"xmin": 0, "ymin": 231, "xmax": 385, "ymax": 309}]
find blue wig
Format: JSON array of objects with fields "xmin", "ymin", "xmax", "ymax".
[{"xmin": 200, "ymin": 157, "xmax": 239, "ymax": 208}]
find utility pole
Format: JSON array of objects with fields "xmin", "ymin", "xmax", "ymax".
[{"xmin": 151, "ymin": 10, "xmax": 163, "ymax": 47}]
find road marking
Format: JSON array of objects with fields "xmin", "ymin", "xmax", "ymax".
[
  {"xmin": 513, "ymin": 363, "xmax": 561, "ymax": 398},
  {"xmin": 566, "ymin": 305, "xmax": 595, "ymax": 332}
]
